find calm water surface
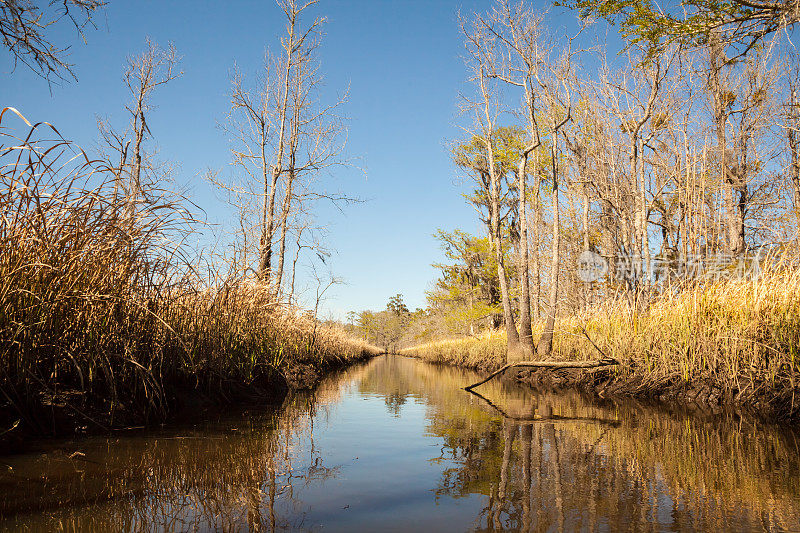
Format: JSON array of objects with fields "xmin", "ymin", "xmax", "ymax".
[{"xmin": 1, "ymin": 355, "xmax": 800, "ymax": 532}]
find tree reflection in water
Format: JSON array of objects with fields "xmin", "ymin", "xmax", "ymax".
[
  {"xmin": 376, "ymin": 356, "xmax": 800, "ymax": 532},
  {"xmin": 1, "ymin": 355, "xmax": 799, "ymax": 532}
]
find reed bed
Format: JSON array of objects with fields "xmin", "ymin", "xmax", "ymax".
[
  {"xmin": 401, "ymin": 330, "xmax": 507, "ymax": 372},
  {"xmin": 0, "ymin": 109, "xmax": 379, "ymax": 437},
  {"xmin": 403, "ymin": 268, "xmax": 800, "ymax": 418}
]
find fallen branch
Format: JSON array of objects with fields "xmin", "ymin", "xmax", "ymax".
[
  {"xmin": 0, "ymin": 419, "xmax": 19, "ymax": 437},
  {"xmin": 463, "ymin": 357, "xmax": 619, "ymax": 391}
]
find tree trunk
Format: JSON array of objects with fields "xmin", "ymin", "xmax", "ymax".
[
  {"xmin": 582, "ymin": 188, "xmax": 590, "ymax": 251},
  {"xmin": 517, "ymin": 159, "xmax": 535, "ymax": 356},
  {"xmin": 487, "ymin": 135, "xmax": 522, "ymax": 361},
  {"xmin": 531, "ymin": 159, "xmax": 542, "ymax": 319},
  {"xmin": 126, "ymin": 94, "xmax": 146, "ymax": 223},
  {"xmin": 260, "ymin": 11, "xmax": 296, "ymax": 281},
  {"xmin": 639, "ymin": 137, "xmax": 650, "ymax": 288},
  {"xmin": 582, "ymin": 186, "xmax": 591, "ymax": 307},
  {"xmin": 537, "ymin": 141, "xmax": 560, "ymax": 357},
  {"xmin": 463, "ymin": 356, "xmax": 619, "ymax": 391},
  {"xmin": 602, "ymin": 201, "xmax": 616, "ymax": 283},
  {"xmin": 275, "ymin": 169, "xmax": 295, "ymax": 292},
  {"xmin": 709, "ymin": 34, "xmax": 744, "ymax": 256},
  {"xmin": 790, "ymin": 84, "xmax": 800, "ymax": 221},
  {"xmin": 131, "ymin": 95, "xmax": 145, "ymax": 201},
  {"xmin": 631, "ymin": 138, "xmax": 644, "ymax": 289},
  {"xmin": 277, "ymin": 57, "xmax": 305, "ymax": 292},
  {"xmin": 259, "ymin": 151, "xmax": 281, "ymax": 280}
]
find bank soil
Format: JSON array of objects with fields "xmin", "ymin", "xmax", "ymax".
[
  {"xmin": 0, "ymin": 351, "xmax": 378, "ymax": 455},
  {"xmin": 430, "ymin": 355, "xmax": 799, "ymax": 423}
]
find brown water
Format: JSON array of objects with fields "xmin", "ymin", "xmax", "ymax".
[{"xmin": 1, "ymin": 355, "xmax": 799, "ymax": 532}]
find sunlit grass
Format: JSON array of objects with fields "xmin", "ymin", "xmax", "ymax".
[
  {"xmin": 402, "ymin": 330, "xmax": 507, "ymax": 371},
  {"xmin": 0, "ymin": 109, "xmax": 379, "ymax": 434},
  {"xmin": 403, "ymin": 267, "xmax": 800, "ymax": 416}
]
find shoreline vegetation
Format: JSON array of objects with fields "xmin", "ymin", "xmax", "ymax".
[
  {"xmin": 6, "ymin": 0, "xmax": 800, "ymax": 450},
  {"xmin": 0, "ymin": 110, "xmax": 380, "ymax": 447},
  {"xmin": 402, "ymin": 266, "xmax": 800, "ymax": 421},
  {"xmin": 362, "ymin": 0, "xmax": 800, "ymax": 428},
  {"xmin": 3, "ymin": 0, "xmax": 378, "ymax": 447}
]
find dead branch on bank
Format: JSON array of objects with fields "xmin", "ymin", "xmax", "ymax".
[{"xmin": 463, "ymin": 357, "xmax": 619, "ymax": 391}]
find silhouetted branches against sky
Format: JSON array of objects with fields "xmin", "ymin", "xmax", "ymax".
[{"xmin": 1, "ymin": 0, "xmax": 106, "ymax": 82}]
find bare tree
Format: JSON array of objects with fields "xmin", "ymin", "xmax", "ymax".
[
  {"xmin": 1, "ymin": 0, "xmax": 105, "ymax": 81},
  {"xmin": 221, "ymin": 61, "xmax": 277, "ymax": 279},
  {"xmin": 460, "ymin": 1, "xmax": 584, "ymax": 360},
  {"xmin": 535, "ymin": 47, "xmax": 577, "ymax": 357},
  {"xmin": 489, "ymin": 3, "xmax": 583, "ymax": 357},
  {"xmin": 98, "ymin": 39, "xmax": 181, "ymax": 215},
  {"xmin": 460, "ymin": 13, "xmax": 524, "ymax": 361},
  {"xmin": 593, "ymin": 46, "xmax": 674, "ymax": 290},
  {"xmin": 221, "ymin": 0, "xmax": 351, "ymax": 302},
  {"xmin": 707, "ymin": 33, "xmax": 782, "ymax": 255},
  {"xmin": 787, "ymin": 61, "xmax": 800, "ymax": 222},
  {"xmin": 260, "ymin": 0, "xmax": 324, "ymax": 281},
  {"xmin": 480, "ymin": 0, "xmax": 549, "ymax": 357},
  {"xmin": 708, "ymin": 32, "xmax": 744, "ymax": 256}
]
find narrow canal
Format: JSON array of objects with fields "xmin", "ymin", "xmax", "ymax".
[{"xmin": 2, "ymin": 355, "xmax": 799, "ymax": 531}]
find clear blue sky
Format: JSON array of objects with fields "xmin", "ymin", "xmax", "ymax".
[{"xmin": 4, "ymin": 0, "xmax": 607, "ymax": 319}]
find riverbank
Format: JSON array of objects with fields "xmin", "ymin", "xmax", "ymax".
[
  {"xmin": 0, "ymin": 291, "xmax": 380, "ymax": 451},
  {"xmin": 0, "ymin": 122, "xmax": 381, "ymax": 446},
  {"xmin": 402, "ymin": 268, "xmax": 800, "ymax": 421}
]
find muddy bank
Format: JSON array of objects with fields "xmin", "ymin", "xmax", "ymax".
[
  {"xmin": 0, "ymin": 351, "xmax": 378, "ymax": 454},
  {"xmin": 412, "ymin": 354, "xmax": 799, "ymax": 423},
  {"xmin": 513, "ymin": 368, "xmax": 749, "ymax": 418}
]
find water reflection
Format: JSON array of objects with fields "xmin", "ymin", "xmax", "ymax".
[
  {"xmin": 1, "ymin": 355, "xmax": 799, "ymax": 532},
  {"xmin": 0, "ymin": 366, "xmax": 360, "ymax": 532},
  {"xmin": 386, "ymin": 356, "xmax": 800, "ymax": 532}
]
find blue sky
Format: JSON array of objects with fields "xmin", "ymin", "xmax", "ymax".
[{"xmin": 4, "ymin": 0, "xmax": 604, "ymax": 319}]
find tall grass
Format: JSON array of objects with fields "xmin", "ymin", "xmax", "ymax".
[
  {"xmin": 404, "ymin": 267, "xmax": 800, "ymax": 418},
  {"xmin": 0, "ymin": 109, "xmax": 378, "ymax": 435},
  {"xmin": 401, "ymin": 330, "xmax": 507, "ymax": 371}
]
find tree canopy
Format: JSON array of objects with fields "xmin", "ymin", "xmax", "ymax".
[{"xmin": 560, "ymin": 0, "xmax": 800, "ymax": 55}]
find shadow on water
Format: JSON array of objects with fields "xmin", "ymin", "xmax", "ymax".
[{"xmin": 1, "ymin": 354, "xmax": 799, "ymax": 531}]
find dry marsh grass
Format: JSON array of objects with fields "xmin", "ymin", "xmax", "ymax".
[
  {"xmin": 0, "ymin": 109, "xmax": 378, "ymax": 436},
  {"xmin": 402, "ymin": 330, "xmax": 507, "ymax": 371},
  {"xmin": 403, "ymin": 267, "xmax": 800, "ymax": 418}
]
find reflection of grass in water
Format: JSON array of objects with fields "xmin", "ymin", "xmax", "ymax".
[
  {"xmin": 3, "ymin": 356, "xmax": 799, "ymax": 531},
  {"xmin": 0, "ymin": 362, "xmax": 376, "ymax": 530},
  {"xmin": 596, "ymin": 410, "xmax": 800, "ymax": 525},
  {"xmin": 403, "ymin": 267, "xmax": 800, "ymax": 417},
  {"xmin": 0, "ymin": 393, "xmax": 328, "ymax": 531},
  {"xmin": 0, "ymin": 361, "xmax": 379, "ymax": 530}
]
